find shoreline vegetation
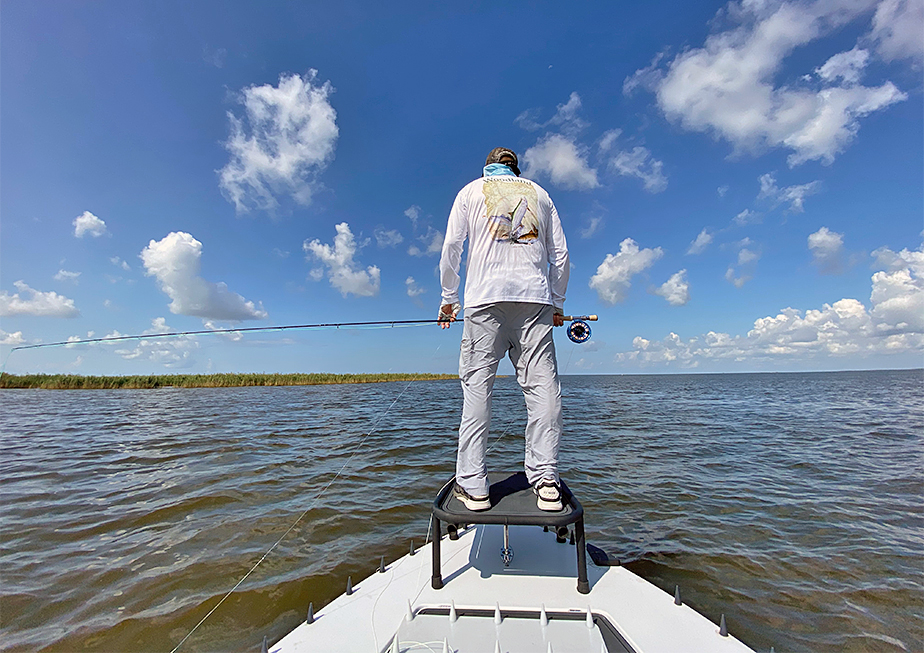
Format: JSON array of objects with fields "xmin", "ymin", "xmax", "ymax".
[{"xmin": 0, "ymin": 373, "xmax": 457, "ymax": 390}]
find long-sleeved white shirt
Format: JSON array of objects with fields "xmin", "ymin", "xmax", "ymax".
[{"xmin": 439, "ymin": 174, "xmax": 569, "ymax": 311}]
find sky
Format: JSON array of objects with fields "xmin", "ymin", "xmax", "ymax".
[{"xmin": 1, "ymin": 0, "xmax": 922, "ymax": 376}]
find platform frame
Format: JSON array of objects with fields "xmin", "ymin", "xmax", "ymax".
[{"xmin": 430, "ymin": 472, "xmax": 590, "ymax": 594}]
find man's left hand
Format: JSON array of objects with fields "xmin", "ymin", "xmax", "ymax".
[{"xmin": 553, "ymin": 311, "xmax": 564, "ymax": 327}]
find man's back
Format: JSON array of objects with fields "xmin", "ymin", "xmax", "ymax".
[{"xmin": 440, "ymin": 175, "xmax": 569, "ymax": 312}]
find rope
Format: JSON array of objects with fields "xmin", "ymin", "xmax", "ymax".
[{"xmin": 169, "ymin": 379, "xmax": 417, "ymax": 653}]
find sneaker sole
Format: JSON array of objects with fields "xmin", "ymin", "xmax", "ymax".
[
  {"xmin": 537, "ymin": 497, "xmax": 563, "ymax": 511},
  {"xmin": 453, "ymin": 490, "xmax": 490, "ymax": 512}
]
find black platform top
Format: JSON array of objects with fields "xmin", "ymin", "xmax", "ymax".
[{"xmin": 432, "ymin": 472, "xmax": 584, "ymax": 528}]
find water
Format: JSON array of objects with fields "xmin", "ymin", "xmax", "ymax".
[{"xmin": 1, "ymin": 370, "xmax": 922, "ymax": 652}]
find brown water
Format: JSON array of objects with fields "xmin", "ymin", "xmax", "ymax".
[{"xmin": 1, "ymin": 370, "xmax": 922, "ymax": 652}]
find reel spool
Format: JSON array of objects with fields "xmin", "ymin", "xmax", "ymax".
[
  {"xmin": 563, "ymin": 314, "xmax": 597, "ymax": 344},
  {"xmin": 567, "ymin": 320, "xmax": 591, "ymax": 343}
]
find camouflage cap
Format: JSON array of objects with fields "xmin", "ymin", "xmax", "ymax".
[{"xmin": 485, "ymin": 147, "xmax": 520, "ymax": 176}]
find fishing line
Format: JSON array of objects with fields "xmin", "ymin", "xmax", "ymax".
[{"xmin": 169, "ymin": 379, "xmax": 417, "ymax": 653}]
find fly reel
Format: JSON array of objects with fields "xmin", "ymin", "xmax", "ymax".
[{"xmin": 563, "ymin": 315, "xmax": 598, "ymax": 343}]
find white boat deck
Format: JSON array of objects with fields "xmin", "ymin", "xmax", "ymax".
[{"xmin": 273, "ymin": 523, "xmax": 754, "ymax": 653}]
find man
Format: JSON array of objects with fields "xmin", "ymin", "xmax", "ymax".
[{"xmin": 438, "ymin": 147, "xmax": 570, "ymax": 512}]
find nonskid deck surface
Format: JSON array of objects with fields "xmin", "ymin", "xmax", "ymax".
[{"xmin": 272, "ymin": 524, "xmax": 754, "ymax": 653}]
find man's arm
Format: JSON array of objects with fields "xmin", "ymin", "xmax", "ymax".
[
  {"xmin": 547, "ymin": 199, "xmax": 570, "ymax": 325},
  {"xmin": 438, "ymin": 189, "xmax": 469, "ymax": 327}
]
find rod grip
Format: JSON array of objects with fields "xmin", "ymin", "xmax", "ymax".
[{"xmin": 563, "ymin": 315, "xmax": 598, "ymax": 321}]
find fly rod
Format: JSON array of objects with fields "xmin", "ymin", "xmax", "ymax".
[{"xmin": 6, "ymin": 314, "xmax": 600, "ymax": 353}]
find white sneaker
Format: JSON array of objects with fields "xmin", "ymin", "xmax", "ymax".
[
  {"xmin": 453, "ymin": 483, "xmax": 490, "ymax": 511},
  {"xmin": 535, "ymin": 479, "xmax": 563, "ymax": 511}
]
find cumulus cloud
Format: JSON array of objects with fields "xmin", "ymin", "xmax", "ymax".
[
  {"xmin": 726, "ymin": 238, "xmax": 761, "ymax": 288},
  {"xmin": 816, "ymin": 47, "xmax": 870, "ymax": 85},
  {"xmin": 110, "ymin": 256, "xmax": 131, "ymax": 271},
  {"xmin": 608, "ymin": 146, "xmax": 668, "ymax": 193},
  {"xmin": 0, "ymin": 281, "xmax": 79, "ymax": 317},
  {"xmin": 404, "ymin": 205, "xmax": 443, "ymax": 257},
  {"xmin": 73, "ymin": 211, "xmax": 107, "ymax": 238},
  {"xmin": 870, "ymin": 0, "xmax": 924, "ymax": 62},
  {"xmin": 628, "ymin": 0, "xmax": 908, "ymax": 166},
  {"xmin": 733, "ymin": 209, "xmax": 761, "ymax": 226},
  {"xmin": 523, "ymin": 134, "xmax": 600, "ymax": 190},
  {"xmin": 809, "ymin": 226, "xmax": 845, "ymax": 273},
  {"xmin": 304, "ymin": 222, "xmax": 381, "ymax": 297},
  {"xmin": 758, "ymin": 173, "xmax": 822, "ymax": 212},
  {"xmin": 408, "ymin": 228, "xmax": 443, "ymax": 257},
  {"xmin": 141, "ymin": 232, "xmax": 268, "ymax": 320},
  {"xmin": 580, "ymin": 216, "xmax": 604, "ymax": 239},
  {"xmin": 111, "ymin": 318, "xmax": 199, "ymax": 367},
  {"xmin": 54, "ymin": 270, "xmax": 81, "ymax": 283},
  {"xmin": 656, "ymin": 269, "xmax": 691, "ymax": 306},
  {"xmin": 589, "ymin": 238, "xmax": 664, "ymax": 305},
  {"xmin": 616, "ymin": 243, "xmax": 924, "ymax": 368},
  {"xmin": 405, "ymin": 276, "xmax": 425, "ymax": 297},
  {"xmin": 219, "ymin": 71, "xmax": 338, "ymax": 213},
  {"xmin": 687, "ymin": 228, "xmax": 714, "ymax": 255},
  {"xmin": 516, "ymin": 92, "xmax": 588, "ymax": 134},
  {"xmin": 0, "ymin": 329, "xmax": 25, "ymax": 345},
  {"xmin": 374, "ymin": 226, "xmax": 404, "ymax": 248}
]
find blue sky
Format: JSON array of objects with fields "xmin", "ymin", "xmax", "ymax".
[{"xmin": 1, "ymin": 0, "xmax": 921, "ymax": 375}]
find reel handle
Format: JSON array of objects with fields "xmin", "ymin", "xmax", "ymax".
[{"xmin": 562, "ymin": 315, "xmax": 598, "ymax": 321}]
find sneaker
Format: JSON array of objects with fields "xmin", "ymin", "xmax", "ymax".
[
  {"xmin": 535, "ymin": 479, "xmax": 563, "ymax": 512},
  {"xmin": 453, "ymin": 483, "xmax": 490, "ymax": 511}
]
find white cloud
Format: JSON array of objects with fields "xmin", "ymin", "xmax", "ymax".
[
  {"xmin": 816, "ymin": 48, "xmax": 870, "ymax": 85},
  {"xmin": 656, "ymin": 269, "xmax": 691, "ymax": 306},
  {"xmin": 726, "ymin": 238, "xmax": 761, "ymax": 287},
  {"xmin": 632, "ymin": 1, "xmax": 908, "ymax": 166},
  {"xmin": 408, "ymin": 227, "xmax": 444, "ymax": 257},
  {"xmin": 0, "ymin": 329, "xmax": 25, "ymax": 345},
  {"xmin": 589, "ymin": 238, "xmax": 664, "ymax": 305},
  {"xmin": 580, "ymin": 216, "xmax": 604, "ymax": 239},
  {"xmin": 808, "ymin": 226, "xmax": 845, "ymax": 273},
  {"xmin": 870, "ymin": 0, "xmax": 924, "ymax": 62},
  {"xmin": 608, "ymin": 146, "xmax": 668, "ymax": 193},
  {"xmin": 405, "ymin": 205, "xmax": 421, "ymax": 227},
  {"xmin": 203, "ymin": 320, "xmax": 244, "ymax": 341},
  {"xmin": 0, "ymin": 281, "xmax": 79, "ymax": 317},
  {"xmin": 374, "ymin": 226, "xmax": 404, "ymax": 248},
  {"xmin": 110, "ymin": 256, "xmax": 131, "ymax": 271},
  {"xmin": 687, "ymin": 228, "xmax": 714, "ymax": 255},
  {"xmin": 717, "ymin": 185, "xmax": 729, "ymax": 197},
  {"xmin": 54, "ymin": 270, "xmax": 81, "ymax": 283},
  {"xmin": 141, "ymin": 232, "xmax": 268, "ymax": 320},
  {"xmin": 112, "ymin": 318, "xmax": 199, "ymax": 367},
  {"xmin": 758, "ymin": 173, "xmax": 821, "ymax": 212},
  {"xmin": 733, "ymin": 209, "xmax": 761, "ymax": 226},
  {"xmin": 523, "ymin": 134, "xmax": 600, "ymax": 190},
  {"xmin": 517, "ymin": 92, "xmax": 588, "ymax": 134},
  {"xmin": 73, "ymin": 211, "xmax": 107, "ymax": 238},
  {"xmin": 598, "ymin": 129, "xmax": 622, "ymax": 153},
  {"xmin": 303, "ymin": 222, "xmax": 381, "ymax": 297},
  {"xmin": 218, "ymin": 71, "xmax": 338, "ymax": 213},
  {"xmin": 405, "ymin": 276, "xmax": 426, "ymax": 297},
  {"xmin": 616, "ymin": 243, "xmax": 924, "ymax": 368},
  {"xmin": 404, "ymin": 206, "xmax": 443, "ymax": 257}
]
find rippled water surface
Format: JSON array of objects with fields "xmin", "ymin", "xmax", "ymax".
[{"xmin": 2, "ymin": 370, "xmax": 922, "ymax": 652}]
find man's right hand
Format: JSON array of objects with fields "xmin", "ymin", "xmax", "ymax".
[{"xmin": 438, "ymin": 303, "xmax": 460, "ymax": 329}]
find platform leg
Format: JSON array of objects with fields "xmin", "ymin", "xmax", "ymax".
[
  {"xmin": 431, "ymin": 514, "xmax": 443, "ymax": 589},
  {"xmin": 575, "ymin": 517, "xmax": 590, "ymax": 594}
]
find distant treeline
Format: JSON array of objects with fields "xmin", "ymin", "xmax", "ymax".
[{"xmin": 0, "ymin": 372, "xmax": 457, "ymax": 389}]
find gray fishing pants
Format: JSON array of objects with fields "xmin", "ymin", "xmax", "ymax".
[{"xmin": 456, "ymin": 302, "xmax": 562, "ymax": 497}]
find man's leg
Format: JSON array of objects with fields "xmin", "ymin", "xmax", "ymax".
[
  {"xmin": 456, "ymin": 305, "xmax": 506, "ymax": 497},
  {"xmin": 508, "ymin": 303, "xmax": 562, "ymax": 487}
]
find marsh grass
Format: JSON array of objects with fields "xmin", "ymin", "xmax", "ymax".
[{"xmin": 0, "ymin": 372, "xmax": 456, "ymax": 389}]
